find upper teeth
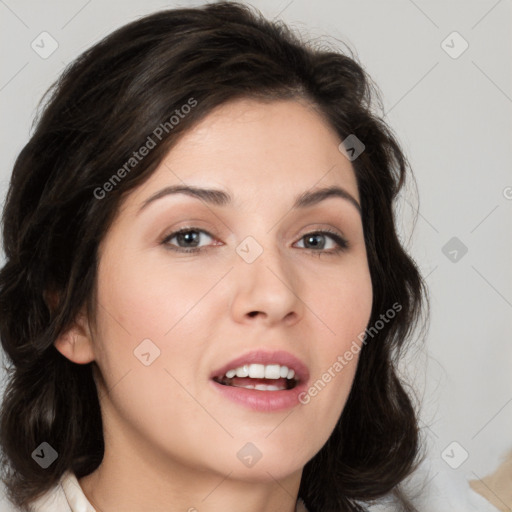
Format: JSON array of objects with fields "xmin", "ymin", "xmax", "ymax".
[{"xmin": 225, "ymin": 364, "xmax": 295, "ymax": 380}]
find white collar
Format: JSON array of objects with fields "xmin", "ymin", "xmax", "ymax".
[{"xmin": 28, "ymin": 471, "xmax": 309, "ymax": 512}]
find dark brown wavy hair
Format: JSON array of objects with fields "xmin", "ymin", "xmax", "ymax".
[{"xmin": 0, "ymin": 2, "xmax": 428, "ymax": 511}]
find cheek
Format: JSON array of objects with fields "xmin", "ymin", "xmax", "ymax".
[
  {"xmin": 96, "ymin": 252, "xmax": 209, "ymax": 340},
  {"xmin": 313, "ymin": 264, "xmax": 373, "ymax": 345},
  {"xmin": 92, "ymin": 252, "xmax": 221, "ymax": 396},
  {"xmin": 301, "ymin": 264, "xmax": 372, "ymax": 416}
]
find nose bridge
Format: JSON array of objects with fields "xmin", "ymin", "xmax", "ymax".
[{"xmin": 230, "ymin": 230, "xmax": 302, "ymax": 323}]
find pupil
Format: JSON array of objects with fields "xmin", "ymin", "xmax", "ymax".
[
  {"xmin": 179, "ymin": 231, "xmax": 199, "ymax": 247},
  {"xmin": 306, "ymin": 233, "xmax": 323, "ymax": 249}
]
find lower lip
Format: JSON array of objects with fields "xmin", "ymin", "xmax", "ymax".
[{"xmin": 210, "ymin": 379, "xmax": 308, "ymax": 412}]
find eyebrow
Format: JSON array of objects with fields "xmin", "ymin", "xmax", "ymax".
[{"xmin": 138, "ymin": 184, "xmax": 361, "ymax": 215}]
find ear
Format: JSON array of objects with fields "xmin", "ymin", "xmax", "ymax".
[{"xmin": 53, "ymin": 308, "xmax": 95, "ymax": 365}]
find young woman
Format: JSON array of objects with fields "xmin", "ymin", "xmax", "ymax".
[{"xmin": 0, "ymin": 3, "xmax": 429, "ymax": 511}]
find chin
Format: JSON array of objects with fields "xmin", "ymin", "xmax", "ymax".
[
  {"xmin": 213, "ymin": 439, "xmax": 313, "ymax": 482},
  {"xmin": 227, "ymin": 459, "xmax": 305, "ymax": 483}
]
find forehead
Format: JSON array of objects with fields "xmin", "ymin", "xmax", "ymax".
[{"xmin": 124, "ymin": 98, "xmax": 360, "ymax": 212}]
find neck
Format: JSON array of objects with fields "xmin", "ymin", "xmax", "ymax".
[{"xmin": 80, "ymin": 459, "xmax": 301, "ymax": 512}]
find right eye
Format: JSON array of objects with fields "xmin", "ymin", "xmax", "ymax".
[{"xmin": 161, "ymin": 227, "xmax": 217, "ymax": 253}]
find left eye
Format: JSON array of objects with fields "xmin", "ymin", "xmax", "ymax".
[
  {"xmin": 295, "ymin": 232, "xmax": 343, "ymax": 251},
  {"xmin": 161, "ymin": 228, "xmax": 348, "ymax": 254}
]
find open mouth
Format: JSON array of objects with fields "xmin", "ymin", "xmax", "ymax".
[
  {"xmin": 210, "ymin": 352, "xmax": 309, "ymax": 411},
  {"xmin": 212, "ymin": 363, "xmax": 299, "ymax": 391}
]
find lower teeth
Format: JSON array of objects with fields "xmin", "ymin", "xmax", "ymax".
[
  {"xmin": 240, "ymin": 384, "xmax": 283, "ymax": 391},
  {"xmin": 213, "ymin": 376, "xmax": 297, "ymax": 390}
]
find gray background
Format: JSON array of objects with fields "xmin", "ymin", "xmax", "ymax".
[{"xmin": 0, "ymin": 0, "xmax": 511, "ymax": 509}]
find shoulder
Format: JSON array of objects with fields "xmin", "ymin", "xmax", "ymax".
[
  {"xmin": 27, "ymin": 471, "xmax": 74, "ymax": 512},
  {"xmin": 0, "ymin": 473, "xmax": 70, "ymax": 512},
  {"xmin": 0, "ymin": 471, "xmax": 96, "ymax": 512},
  {"xmin": 351, "ymin": 460, "xmax": 502, "ymax": 512},
  {"xmin": 417, "ymin": 468, "xmax": 501, "ymax": 511},
  {"xmin": 393, "ymin": 464, "xmax": 501, "ymax": 512}
]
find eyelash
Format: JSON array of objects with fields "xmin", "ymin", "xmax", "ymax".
[{"xmin": 160, "ymin": 227, "xmax": 349, "ymax": 257}]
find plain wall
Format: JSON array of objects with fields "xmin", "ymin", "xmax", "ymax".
[{"xmin": 1, "ymin": 0, "xmax": 511, "ymax": 509}]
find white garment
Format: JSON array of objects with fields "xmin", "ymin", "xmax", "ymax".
[
  {"xmin": 365, "ymin": 464, "xmax": 502, "ymax": 512},
  {"xmin": 0, "ymin": 468, "xmax": 500, "ymax": 512},
  {"xmin": 27, "ymin": 471, "xmax": 95, "ymax": 512},
  {"xmin": 412, "ymin": 467, "xmax": 502, "ymax": 512},
  {"xmin": 0, "ymin": 471, "xmax": 309, "ymax": 512}
]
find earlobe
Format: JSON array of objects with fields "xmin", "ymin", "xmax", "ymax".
[{"xmin": 53, "ymin": 312, "xmax": 95, "ymax": 365}]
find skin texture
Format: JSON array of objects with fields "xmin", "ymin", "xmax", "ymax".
[{"xmin": 54, "ymin": 98, "xmax": 373, "ymax": 512}]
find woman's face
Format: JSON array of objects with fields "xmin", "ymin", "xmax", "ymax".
[{"xmin": 84, "ymin": 98, "xmax": 372, "ymax": 482}]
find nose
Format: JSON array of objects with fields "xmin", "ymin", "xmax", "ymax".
[{"xmin": 229, "ymin": 241, "xmax": 303, "ymax": 327}]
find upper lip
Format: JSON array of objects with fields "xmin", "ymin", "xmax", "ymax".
[{"xmin": 210, "ymin": 349, "xmax": 310, "ymax": 384}]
